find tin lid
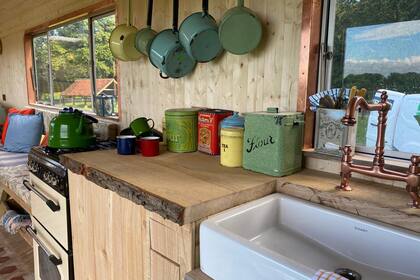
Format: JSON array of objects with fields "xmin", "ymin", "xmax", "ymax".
[
  {"xmin": 220, "ymin": 112, "xmax": 245, "ymax": 128},
  {"xmin": 199, "ymin": 109, "xmax": 233, "ymax": 115},
  {"xmin": 245, "ymin": 110, "xmax": 303, "ymax": 117},
  {"xmin": 267, "ymin": 107, "xmax": 279, "ymax": 113},
  {"xmin": 165, "ymin": 108, "xmax": 200, "ymax": 116},
  {"xmin": 221, "ymin": 127, "xmax": 244, "ymax": 137}
]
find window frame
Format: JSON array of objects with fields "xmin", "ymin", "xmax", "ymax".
[
  {"xmin": 318, "ymin": 0, "xmax": 417, "ymax": 160},
  {"xmin": 24, "ymin": 0, "xmax": 119, "ymax": 120}
]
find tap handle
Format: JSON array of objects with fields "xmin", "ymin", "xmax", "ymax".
[
  {"xmin": 380, "ymin": 91, "xmax": 388, "ymax": 103},
  {"xmin": 409, "ymin": 156, "xmax": 420, "ymax": 174}
]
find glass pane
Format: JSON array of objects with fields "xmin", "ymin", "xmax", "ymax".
[
  {"xmin": 49, "ymin": 19, "xmax": 92, "ymax": 111},
  {"xmin": 330, "ymin": 0, "xmax": 420, "ymax": 156},
  {"xmin": 38, "ymin": 247, "xmax": 61, "ymax": 280},
  {"xmin": 33, "ymin": 35, "xmax": 51, "ymax": 105},
  {"xmin": 93, "ymin": 14, "xmax": 118, "ymax": 116}
]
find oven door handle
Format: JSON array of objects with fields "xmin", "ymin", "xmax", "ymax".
[
  {"xmin": 26, "ymin": 226, "xmax": 63, "ymax": 266},
  {"xmin": 23, "ymin": 180, "xmax": 60, "ymax": 212}
]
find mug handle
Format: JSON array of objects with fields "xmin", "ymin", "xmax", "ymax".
[
  {"xmin": 147, "ymin": 118, "xmax": 155, "ymax": 129},
  {"xmin": 160, "ymin": 72, "xmax": 169, "ymax": 79}
]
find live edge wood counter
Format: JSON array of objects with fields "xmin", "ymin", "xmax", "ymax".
[{"xmin": 61, "ymin": 149, "xmax": 277, "ymax": 225}]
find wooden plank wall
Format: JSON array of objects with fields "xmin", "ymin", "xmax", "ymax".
[
  {"xmin": 118, "ymin": 0, "xmax": 303, "ymax": 129},
  {"xmin": 0, "ymin": 0, "xmax": 106, "ymax": 108},
  {"xmin": 0, "ymin": 0, "xmax": 303, "ymax": 131}
]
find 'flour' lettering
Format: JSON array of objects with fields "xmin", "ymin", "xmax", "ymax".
[{"xmin": 246, "ymin": 136, "xmax": 275, "ymax": 153}]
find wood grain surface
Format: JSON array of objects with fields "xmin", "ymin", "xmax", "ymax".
[{"xmin": 61, "ymin": 148, "xmax": 277, "ymax": 225}]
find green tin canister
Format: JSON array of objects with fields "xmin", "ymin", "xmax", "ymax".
[
  {"xmin": 165, "ymin": 108, "xmax": 200, "ymax": 152},
  {"xmin": 242, "ymin": 109, "xmax": 304, "ymax": 177}
]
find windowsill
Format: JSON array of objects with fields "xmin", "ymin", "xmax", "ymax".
[
  {"xmin": 303, "ymin": 149, "xmax": 410, "ymax": 174},
  {"xmin": 28, "ymin": 103, "xmax": 120, "ymax": 123}
]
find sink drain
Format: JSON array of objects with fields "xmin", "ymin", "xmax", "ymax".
[{"xmin": 334, "ymin": 268, "xmax": 362, "ymax": 280}]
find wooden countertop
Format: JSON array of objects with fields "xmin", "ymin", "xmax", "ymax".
[
  {"xmin": 61, "ymin": 148, "xmax": 420, "ymax": 232},
  {"xmin": 277, "ymin": 169, "xmax": 420, "ymax": 234},
  {"xmin": 60, "ymin": 148, "xmax": 277, "ymax": 225}
]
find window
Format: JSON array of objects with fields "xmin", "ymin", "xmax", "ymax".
[
  {"xmin": 32, "ymin": 12, "xmax": 118, "ymax": 116},
  {"xmin": 319, "ymin": 0, "xmax": 420, "ymax": 158}
]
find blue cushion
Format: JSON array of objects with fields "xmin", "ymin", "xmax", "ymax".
[{"xmin": 3, "ymin": 113, "xmax": 43, "ymax": 153}]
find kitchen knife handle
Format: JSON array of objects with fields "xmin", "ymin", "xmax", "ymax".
[
  {"xmin": 23, "ymin": 180, "xmax": 60, "ymax": 212},
  {"xmin": 26, "ymin": 226, "xmax": 63, "ymax": 266}
]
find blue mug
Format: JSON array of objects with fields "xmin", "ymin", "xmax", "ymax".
[{"xmin": 117, "ymin": 135, "xmax": 137, "ymax": 155}]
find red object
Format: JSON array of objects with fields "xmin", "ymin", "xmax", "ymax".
[
  {"xmin": 139, "ymin": 136, "xmax": 160, "ymax": 157},
  {"xmin": 198, "ymin": 109, "xmax": 233, "ymax": 155},
  {"xmin": 1, "ymin": 108, "xmax": 35, "ymax": 144}
]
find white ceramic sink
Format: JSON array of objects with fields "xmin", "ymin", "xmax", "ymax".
[{"xmin": 200, "ymin": 194, "xmax": 420, "ymax": 280}]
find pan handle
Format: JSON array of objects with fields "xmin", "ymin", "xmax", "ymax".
[
  {"xmin": 202, "ymin": 0, "xmax": 209, "ymax": 14},
  {"xmin": 146, "ymin": 0, "xmax": 154, "ymax": 28},
  {"xmin": 237, "ymin": 0, "xmax": 244, "ymax": 7},
  {"xmin": 172, "ymin": 0, "xmax": 179, "ymax": 32}
]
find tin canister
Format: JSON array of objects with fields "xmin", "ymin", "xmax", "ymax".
[
  {"xmin": 220, "ymin": 127, "xmax": 244, "ymax": 167},
  {"xmin": 165, "ymin": 108, "xmax": 200, "ymax": 152},
  {"xmin": 242, "ymin": 109, "xmax": 304, "ymax": 176},
  {"xmin": 198, "ymin": 109, "xmax": 233, "ymax": 155}
]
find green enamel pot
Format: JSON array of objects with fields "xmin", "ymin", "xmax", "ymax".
[
  {"xmin": 219, "ymin": 0, "xmax": 262, "ymax": 55},
  {"xmin": 179, "ymin": 0, "xmax": 222, "ymax": 62},
  {"xmin": 149, "ymin": 30, "xmax": 196, "ymax": 78},
  {"xmin": 149, "ymin": 0, "xmax": 196, "ymax": 79},
  {"xmin": 109, "ymin": 24, "xmax": 142, "ymax": 61},
  {"xmin": 135, "ymin": 0, "xmax": 157, "ymax": 56}
]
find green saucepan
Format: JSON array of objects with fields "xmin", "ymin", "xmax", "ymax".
[
  {"xmin": 135, "ymin": 0, "xmax": 157, "ymax": 56},
  {"xmin": 109, "ymin": 0, "xmax": 142, "ymax": 61},
  {"xmin": 149, "ymin": 0, "xmax": 196, "ymax": 79},
  {"xmin": 219, "ymin": 0, "xmax": 263, "ymax": 55},
  {"xmin": 178, "ymin": 0, "xmax": 222, "ymax": 62}
]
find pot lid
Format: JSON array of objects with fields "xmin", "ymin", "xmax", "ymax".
[
  {"xmin": 220, "ymin": 112, "xmax": 244, "ymax": 128},
  {"xmin": 165, "ymin": 108, "xmax": 201, "ymax": 116}
]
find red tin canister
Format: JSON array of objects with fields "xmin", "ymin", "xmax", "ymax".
[{"xmin": 198, "ymin": 109, "xmax": 233, "ymax": 155}]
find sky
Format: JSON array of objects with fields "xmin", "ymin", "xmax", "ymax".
[{"xmin": 343, "ymin": 19, "xmax": 420, "ymax": 77}]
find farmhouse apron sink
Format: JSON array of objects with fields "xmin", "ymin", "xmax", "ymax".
[{"xmin": 200, "ymin": 194, "xmax": 420, "ymax": 280}]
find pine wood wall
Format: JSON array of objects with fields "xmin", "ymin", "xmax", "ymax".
[{"xmin": 0, "ymin": 0, "xmax": 303, "ymax": 130}]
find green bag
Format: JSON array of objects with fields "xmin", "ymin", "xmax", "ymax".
[{"xmin": 243, "ymin": 109, "xmax": 304, "ymax": 177}]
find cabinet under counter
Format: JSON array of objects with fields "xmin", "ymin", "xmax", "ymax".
[{"xmin": 63, "ymin": 149, "xmax": 277, "ymax": 280}]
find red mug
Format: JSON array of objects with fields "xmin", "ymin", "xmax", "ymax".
[{"xmin": 139, "ymin": 136, "xmax": 160, "ymax": 157}]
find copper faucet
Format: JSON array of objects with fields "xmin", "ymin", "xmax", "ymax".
[{"xmin": 339, "ymin": 91, "xmax": 420, "ymax": 208}]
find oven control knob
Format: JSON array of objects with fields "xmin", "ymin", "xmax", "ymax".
[
  {"xmin": 28, "ymin": 162, "xmax": 35, "ymax": 172},
  {"xmin": 51, "ymin": 177, "xmax": 58, "ymax": 187},
  {"xmin": 31, "ymin": 163, "xmax": 39, "ymax": 173},
  {"xmin": 43, "ymin": 172, "xmax": 51, "ymax": 183}
]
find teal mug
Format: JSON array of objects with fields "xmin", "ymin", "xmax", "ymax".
[{"xmin": 130, "ymin": 117, "xmax": 155, "ymax": 137}]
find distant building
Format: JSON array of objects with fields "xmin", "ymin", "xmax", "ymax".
[{"xmin": 61, "ymin": 78, "xmax": 116, "ymax": 103}]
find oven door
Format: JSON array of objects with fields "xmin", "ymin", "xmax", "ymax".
[
  {"xmin": 27, "ymin": 173, "xmax": 69, "ymax": 250},
  {"xmin": 28, "ymin": 218, "xmax": 70, "ymax": 280}
]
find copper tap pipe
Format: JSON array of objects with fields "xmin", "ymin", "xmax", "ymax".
[{"xmin": 339, "ymin": 91, "xmax": 420, "ymax": 208}]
